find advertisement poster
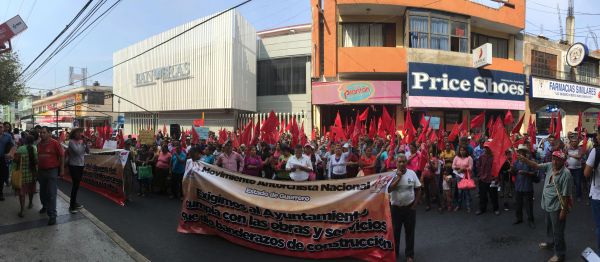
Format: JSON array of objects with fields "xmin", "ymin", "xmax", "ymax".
[{"xmin": 178, "ymin": 162, "xmax": 395, "ymax": 261}]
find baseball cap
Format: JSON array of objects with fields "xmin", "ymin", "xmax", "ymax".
[{"xmin": 552, "ymin": 150, "xmax": 566, "ymax": 160}]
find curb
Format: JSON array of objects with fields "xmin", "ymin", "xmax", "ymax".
[{"xmin": 57, "ymin": 190, "xmax": 150, "ymax": 262}]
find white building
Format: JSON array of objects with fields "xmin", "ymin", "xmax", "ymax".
[
  {"xmin": 251, "ymin": 24, "xmax": 313, "ymax": 133},
  {"xmin": 113, "ymin": 10, "xmax": 256, "ymax": 135}
]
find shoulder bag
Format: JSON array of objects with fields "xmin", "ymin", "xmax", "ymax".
[{"xmin": 457, "ymin": 170, "xmax": 476, "ymax": 190}]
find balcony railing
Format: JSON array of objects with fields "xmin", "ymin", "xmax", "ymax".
[{"xmin": 528, "ymin": 65, "xmax": 600, "ymax": 86}]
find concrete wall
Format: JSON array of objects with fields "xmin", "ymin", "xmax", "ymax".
[{"xmin": 257, "ymin": 32, "xmax": 311, "ymax": 60}]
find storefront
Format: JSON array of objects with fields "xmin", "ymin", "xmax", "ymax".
[
  {"xmin": 529, "ymin": 76, "xmax": 600, "ymax": 136},
  {"xmin": 407, "ymin": 62, "xmax": 526, "ymax": 131},
  {"xmin": 311, "ymin": 80, "xmax": 402, "ymax": 133}
]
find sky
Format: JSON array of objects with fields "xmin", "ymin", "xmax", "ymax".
[{"xmin": 2, "ymin": 0, "xmax": 599, "ymax": 93}]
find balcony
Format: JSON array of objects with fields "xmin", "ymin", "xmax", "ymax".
[
  {"xmin": 338, "ymin": 47, "xmax": 407, "ymax": 73},
  {"xmin": 528, "ymin": 65, "xmax": 600, "ymax": 87}
]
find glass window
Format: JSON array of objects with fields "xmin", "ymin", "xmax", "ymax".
[
  {"xmin": 409, "ymin": 16, "xmax": 428, "ymax": 48},
  {"xmin": 257, "ymin": 56, "xmax": 309, "ymax": 96},
  {"xmin": 342, "ymin": 23, "xmax": 394, "ymax": 47},
  {"xmin": 409, "ymin": 14, "xmax": 468, "ymax": 53},
  {"xmin": 472, "ymin": 34, "xmax": 508, "ymax": 58},
  {"xmin": 531, "ymin": 50, "xmax": 557, "ymax": 79}
]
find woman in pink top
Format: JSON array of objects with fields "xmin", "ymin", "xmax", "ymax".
[
  {"xmin": 154, "ymin": 145, "xmax": 171, "ymax": 194},
  {"xmin": 406, "ymin": 143, "xmax": 421, "ymax": 174},
  {"xmin": 452, "ymin": 145, "xmax": 474, "ymax": 212},
  {"xmin": 243, "ymin": 147, "xmax": 262, "ymax": 177}
]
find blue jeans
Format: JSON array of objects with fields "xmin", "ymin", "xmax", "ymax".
[
  {"xmin": 591, "ymin": 199, "xmax": 600, "ymax": 251},
  {"xmin": 569, "ymin": 168, "xmax": 583, "ymax": 199},
  {"xmin": 39, "ymin": 168, "xmax": 59, "ymax": 218}
]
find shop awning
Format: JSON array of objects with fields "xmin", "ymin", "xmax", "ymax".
[{"xmin": 311, "ymin": 80, "xmax": 402, "ymax": 105}]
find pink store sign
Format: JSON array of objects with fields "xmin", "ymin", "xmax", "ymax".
[{"xmin": 311, "ymin": 81, "xmax": 402, "ymax": 105}]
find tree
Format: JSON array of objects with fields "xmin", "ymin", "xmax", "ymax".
[{"xmin": 0, "ymin": 52, "xmax": 26, "ymax": 105}]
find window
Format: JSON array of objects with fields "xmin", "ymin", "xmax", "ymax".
[
  {"xmin": 472, "ymin": 34, "xmax": 508, "ymax": 58},
  {"xmin": 341, "ymin": 23, "xmax": 395, "ymax": 47},
  {"xmin": 409, "ymin": 14, "xmax": 468, "ymax": 53},
  {"xmin": 444, "ymin": 111, "xmax": 462, "ymax": 131},
  {"xmin": 578, "ymin": 61, "xmax": 600, "ymax": 85},
  {"xmin": 531, "ymin": 50, "xmax": 557, "ymax": 78},
  {"xmin": 257, "ymin": 56, "xmax": 309, "ymax": 96}
]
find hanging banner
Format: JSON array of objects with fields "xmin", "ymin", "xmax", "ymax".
[
  {"xmin": 530, "ymin": 77, "xmax": 600, "ymax": 104},
  {"xmin": 311, "ymin": 81, "xmax": 402, "ymax": 105},
  {"xmin": 63, "ymin": 154, "xmax": 126, "ymax": 206},
  {"xmin": 178, "ymin": 162, "xmax": 396, "ymax": 261}
]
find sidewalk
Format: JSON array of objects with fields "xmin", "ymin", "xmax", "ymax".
[{"xmin": 0, "ymin": 185, "xmax": 147, "ymax": 262}]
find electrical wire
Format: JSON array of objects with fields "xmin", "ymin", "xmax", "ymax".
[
  {"xmin": 23, "ymin": 0, "xmax": 115, "ymax": 82},
  {"xmin": 19, "ymin": 0, "xmax": 94, "ymax": 77},
  {"xmin": 43, "ymin": 0, "xmax": 253, "ymax": 92}
]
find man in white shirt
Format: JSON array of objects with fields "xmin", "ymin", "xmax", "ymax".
[
  {"xmin": 286, "ymin": 145, "xmax": 312, "ymax": 181},
  {"xmin": 388, "ymin": 154, "xmax": 421, "ymax": 262},
  {"xmin": 328, "ymin": 143, "xmax": 351, "ymax": 179},
  {"xmin": 584, "ymin": 141, "xmax": 600, "ymax": 252}
]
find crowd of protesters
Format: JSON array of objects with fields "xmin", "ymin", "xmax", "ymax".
[{"xmin": 2, "ymin": 114, "xmax": 600, "ymax": 262}]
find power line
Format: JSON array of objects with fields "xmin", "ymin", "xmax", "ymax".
[
  {"xmin": 45, "ymin": 0, "xmax": 253, "ymax": 92},
  {"xmin": 23, "ymin": 0, "xmax": 114, "ymax": 83},
  {"xmin": 24, "ymin": 0, "xmax": 37, "ymax": 22},
  {"xmin": 19, "ymin": 0, "xmax": 94, "ymax": 77},
  {"xmin": 25, "ymin": 0, "xmax": 120, "ymax": 87}
]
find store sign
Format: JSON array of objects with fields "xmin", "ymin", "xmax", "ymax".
[
  {"xmin": 566, "ymin": 43, "xmax": 588, "ymax": 67},
  {"xmin": 0, "ymin": 15, "xmax": 27, "ymax": 43},
  {"xmin": 408, "ymin": 62, "xmax": 526, "ymax": 110},
  {"xmin": 135, "ymin": 62, "xmax": 191, "ymax": 86},
  {"xmin": 338, "ymin": 82, "xmax": 374, "ymax": 102},
  {"xmin": 530, "ymin": 77, "xmax": 600, "ymax": 104},
  {"xmin": 312, "ymin": 81, "xmax": 401, "ymax": 105},
  {"xmin": 472, "ymin": 43, "xmax": 493, "ymax": 68}
]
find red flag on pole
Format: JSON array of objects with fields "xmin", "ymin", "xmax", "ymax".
[
  {"xmin": 470, "ymin": 111, "xmax": 485, "ymax": 129},
  {"xmin": 419, "ymin": 114, "xmax": 428, "ymax": 129},
  {"xmin": 240, "ymin": 120, "xmax": 253, "ymax": 146},
  {"xmin": 511, "ymin": 113, "xmax": 525, "ymax": 134},
  {"xmin": 377, "ymin": 118, "xmax": 386, "ymax": 139},
  {"xmin": 489, "ymin": 123, "xmax": 512, "ymax": 178},
  {"xmin": 504, "ymin": 110, "xmax": 514, "ymax": 125},
  {"xmin": 555, "ymin": 111, "xmax": 562, "ymax": 139},
  {"xmin": 549, "ymin": 113, "xmax": 555, "ymax": 135},
  {"xmin": 358, "ymin": 107, "xmax": 369, "ymax": 121},
  {"xmin": 528, "ymin": 118, "xmax": 537, "ymax": 152},
  {"xmin": 448, "ymin": 122, "xmax": 460, "ymax": 142},
  {"xmin": 300, "ymin": 121, "xmax": 307, "ymax": 146},
  {"xmin": 404, "ymin": 110, "xmax": 416, "ymax": 142},
  {"xmin": 351, "ymin": 112, "xmax": 362, "ymax": 146},
  {"xmin": 311, "ymin": 128, "xmax": 316, "ymax": 141},
  {"xmin": 381, "ymin": 106, "xmax": 392, "ymax": 131},
  {"xmin": 368, "ymin": 119, "xmax": 376, "ymax": 139}
]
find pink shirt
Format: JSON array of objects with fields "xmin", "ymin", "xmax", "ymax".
[
  {"xmin": 217, "ymin": 151, "xmax": 244, "ymax": 172},
  {"xmin": 156, "ymin": 152, "xmax": 171, "ymax": 169},
  {"xmin": 452, "ymin": 156, "xmax": 473, "ymax": 171}
]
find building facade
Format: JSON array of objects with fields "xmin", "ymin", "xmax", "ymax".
[
  {"xmin": 523, "ymin": 34, "xmax": 600, "ymax": 136},
  {"xmin": 250, "ymin": 24, "xmax": 313, "ymax": 133},
  {"xmin": 113, "ymin": 10, "xmax": 256, "ymax": 135},
  {"xmin": 32, "ymin": 86, "xmax": 117, "ymax": 129},
  {"xmin": 16, "ymin": 95, "xmax": 39, "ymax": 130},
  {"xmin": 311, "ymin": 0, "xmax": 526, "ymax": 132}
]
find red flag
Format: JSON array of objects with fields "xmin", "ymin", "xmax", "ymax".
[
  {"xmin": 549, "ymin": 113, "xmax": 555, "ymax": 135},
  {"xmin": 511, "ymin": 113, "xmax": 525, "ymax": 134},
  {"xmin": 251, "ymin": 120, "xmax": 260, "ymax": 146},
  {"xmin": 181, "ymin": 132, "xmax": 188, "ymax": 148},
  {"xmin": 368, "ymin": 119, "xmax": 376, "ymax": 139},
  {"xmin": 240, "ymin": 120, "xmax": 253, "ymax": 146},
  {"xmin": 555, "ymin": 111, "xmax": 562, "ymax": 139},
  {"xmin": 291, "ymin": 117, "xmax": 299, "ymax": 147},
  {"xmin": 351, "ymin": 112, "xmax": 362, "ymax": 146},
  {"xmin": 577, "ymin": 111, "xmax": 583, "ymax": 140},
  {"xmin": 358, "ymin": 107, "xmax": 369, "ymax": 121},
  {"xmin": 388, "ymin": 118, "xmax": 397, "ymax": 136},
  {"xmin": 489, "ymin": 123, "xmax": 512, "ymax": 178},
  {"xmin": 458, "ymin": 121, "xmax": 467, "ymax": 137},
  {"xmin": 504, "ymin": 110, "xmax": 514, "ymax": 125},
  {"xmin": 381, "ymin": 106, "xmax": 392, "ymax": 131},
  {"xmin": 261, "ymin": 111, "xmax": 280, "ymax": 145},
  {"xmin": 470, "ymin": 111, "xmax": 485, "ymax": 129},
  {"xmin": 528, "ymin": 118, "xmax": 537, "ymax": 152},
  {"xmin": 404, "ymin": 110, "xmax": 416, "ymax": 141},
  {"xmin": 333, "ymin": 112, "xmax": 346, "ymax": 142},
  {"xmin": 300, "ymin": 121, "xmax": 307, "ymax": 146},
  {"xmin": 448, "ymin": 122, "xmax": 460, "ymax": 142},
  {"xmin": 218, "ymin": 129, "xmax": 227, "ymax": 144},
  {"xmin": 429, "ymin": 129, "xmax": 438, "ymax": 142},
  {"xmin": 311, "ymin": 128, "xmax": 316, "ymax": 141},
  {"xmin": 419, "ymin": 114, "xmax": 428, "ymax": 129},
  {"xmin": 191, "ymin": 126, "xmax": 199, "ymax": 144},
  {"xmin": 377, "ymin": 118, "xmax": 386, "ymax": 139}
]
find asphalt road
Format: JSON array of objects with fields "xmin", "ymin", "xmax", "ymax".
[{"xmin": 57, "ymin": 180, "xmax": 596, "ymax": 262}]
